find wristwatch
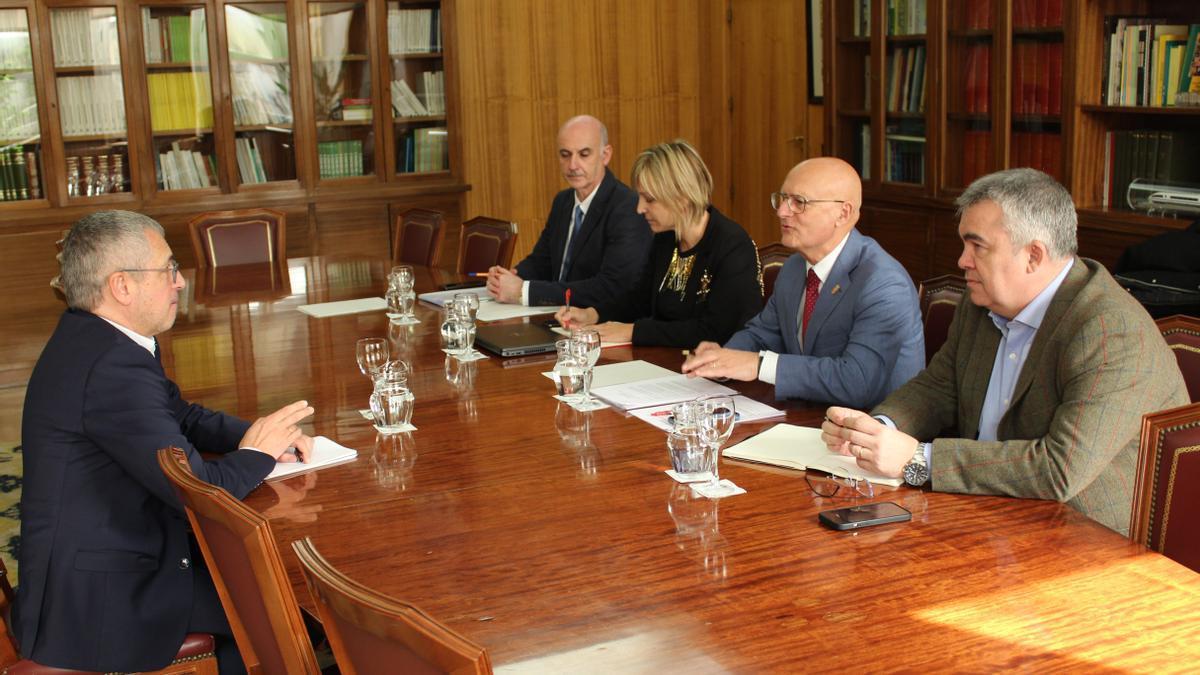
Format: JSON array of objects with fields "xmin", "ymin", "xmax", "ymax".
[{"xmin": 902, "ymin": 443, "xmax": 930, "ymax": 487}]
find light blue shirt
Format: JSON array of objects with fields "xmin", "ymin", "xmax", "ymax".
[{"xmin": 976, "ymin": 259, "xmax": 1073, "ymax": 441}]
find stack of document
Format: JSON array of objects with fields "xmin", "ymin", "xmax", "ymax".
[
  {"xmin": 722, "ymin": 424, "xmax": 903, "ymax": 486},
  {"xmin": 631, "ymin": 396, "xmax": 785, "ymax": 431}
]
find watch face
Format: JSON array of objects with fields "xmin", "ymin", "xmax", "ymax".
[{"xmin": 903, "ymin": 461, "xmax": 929, "ymax": 486}]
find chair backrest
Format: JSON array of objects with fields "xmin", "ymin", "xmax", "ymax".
[
  {"xmin": 188, "ymin": 208, "xmax": 286, "ymax": 269},
  {"xmin": 917, "ymin": 274, "xmax": 967, "ymax": 365},
  {"xmin": 292, "ymin": 537, "xmax": 492, "ymax": 675},
  {"xmin": 757, "ymin": 242, "xmax": 792, "ymax": 300},
  {"xmin": 393, "ymin": 208, "xmax": 445, "ymax": 267},
  {"xmin": 457, "ymin": 217, "xmax": 517, "ymax": 275},
  {"xmin": 157, "ymin": 448, "xmax": 320, "ymax": 675},
  {"xmin": 1131, "ymin": 403, "xmax": 1200, "ymax": 573},
  {"xmin": 1157, "ymin": 314, "xmax": 1200, "ymax": 403},
  {"xmin": 0, "ymin": 558, "xmax": 19, "ymax": 667}
]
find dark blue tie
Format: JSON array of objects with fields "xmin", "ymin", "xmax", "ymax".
[{"xmin": 559, "ymin": 205, "xmax": 584, "ymax": 282}]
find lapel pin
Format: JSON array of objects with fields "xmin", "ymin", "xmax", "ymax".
[{"xmin": 830, "ymin": 284, "xmax": 841, "ymax": 295}]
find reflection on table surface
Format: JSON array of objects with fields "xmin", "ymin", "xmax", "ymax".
[{"xmin": 166, "ymin": 256, "xmax": 1200, "ymax": 672}]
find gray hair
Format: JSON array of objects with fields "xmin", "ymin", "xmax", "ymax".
[
  {"xmin": 60, "ymin": 210, "xmax": 164, "ymax": 310},
  {"xmin": 955, "ymin": 168, "xmax": 1077, "ymax": 259}
]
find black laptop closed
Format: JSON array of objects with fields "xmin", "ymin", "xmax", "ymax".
[{"xmin": 474, "ymin": 322, "xmax": 560, "ymax": 357}]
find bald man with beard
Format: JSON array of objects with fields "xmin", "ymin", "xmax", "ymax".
[{"xmin": 683, "ymin": 157, "xmax": 924, "ymax": 408}]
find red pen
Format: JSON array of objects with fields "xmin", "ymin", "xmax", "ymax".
[{"xmin": 565, "ymin": 288, "xmax": 571, "ymax": 307}]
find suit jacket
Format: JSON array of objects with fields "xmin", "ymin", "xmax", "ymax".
[
  {"xmin": 16, "ymin": 309, "xmax": 276, "ymax": 671},
  {"xmin": 601, "ymin": 206, "xmax": 763, "ymax": 348},
  {"xmin": 725, "ymin": 229, "xmax": 924, "ymax": 407},
  {"xmin": 515, "ymin": 169, "xmax": 651, "ymax": 307},
  {"xmin": 873, "ymin": 258, "xmax": 1189, "ymax": 535}
]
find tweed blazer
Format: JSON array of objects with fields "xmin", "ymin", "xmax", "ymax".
[{"xmin": 874, "ymin": 258, "xmax": 1189, "ymax": 535}]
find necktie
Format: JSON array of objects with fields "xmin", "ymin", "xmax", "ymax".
[
  {"xmin": 801, "ymin": 267, "xmax": 820, "ymax": 342},
  {"xmin": 559, "ymin": 205, "xmax": 584, "ymax": 282}
]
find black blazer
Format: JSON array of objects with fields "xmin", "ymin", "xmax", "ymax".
[
  {"xmin": 16, "ymin": 309, "xmax": 275, "ymax": 671},
  {"xmin": 601, "ymin": 206, "xmax": 763, "ymax": 348},
  {"xmin": 515, "ymin": 169, "xmax": 651, "ymax": 307}
]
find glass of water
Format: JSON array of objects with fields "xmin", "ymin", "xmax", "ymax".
[
  {"xmin": 667, "ymin": 420, "xmax": 712, "ymax": 478},
  {"xmin": 440, "ymin": 312, "xmax": 476, "ymax": 359},
  {"xmin": 568, "ymin": 330, "xmax": 602, "ymax": 409},
  {"xmin": 696, "ymin": 395, "xmax": 736, "ymax": 485},
  {"xmin": 370, "ymin": 380, "xmax": 414, "ymax": 434}
]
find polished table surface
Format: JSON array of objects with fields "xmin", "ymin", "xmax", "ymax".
[{"xmin": 161, "ymin": 256, "xmax": 1200, "ymax": 673}]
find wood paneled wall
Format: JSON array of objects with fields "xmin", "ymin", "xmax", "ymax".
[{"xmin": 453, "ymin": 0, "xmax": 731, "ymax": 262}]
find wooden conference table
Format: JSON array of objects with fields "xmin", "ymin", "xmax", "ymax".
[{"xmin": 163, "ymin": 255, "xmax": 1200, "ymax": 673}]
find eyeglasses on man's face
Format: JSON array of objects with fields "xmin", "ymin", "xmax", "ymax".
[
  {"xmin": 120, "ymin": 259, "xmax": 180, "ymax": 284},
  {"xmin": 805, "ymin": 472, "xmax": 874, "ymax": 499},
  {"xmin": 769, "ymin": 192, "xmax": 847, "ymax": 215}
]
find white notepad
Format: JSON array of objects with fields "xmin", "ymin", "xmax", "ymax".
[
  {"xmin": 266, "ymin": 435, "xmax": 358, "ymax": 481},
  {"xmin": 722, "ymin": 423, "xmax": 903, "ymax": 486},
  {"xmin": 297, "ymin": 297, "xmax": 387, "ymax": 318},
  {"xmin": 591, "ymin": 374, "xmax": 736, "ymax": 411}
]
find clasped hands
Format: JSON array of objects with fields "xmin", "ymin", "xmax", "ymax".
[
  {"xmin": 820, "ymin": 406, "xmax": 919, "ymax": 479},
  {"xmin": 486, "ymin": 266, "xmax": 524, "ymax": 303},
  {"xmin": 240, "ymin": 400, "xmax": 315, "ymax": 464}
]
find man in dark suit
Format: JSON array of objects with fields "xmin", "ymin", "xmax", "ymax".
[
  {"xmin": 683, "ymin": 157, "xmax": 924, "ymax": 408},
  {"xmin": 486, "ymin": 115, "xmax": 651, "ymax": 307},
  {"xmin": 822, "ymin": 169, "xmax": 1188, "ymax": 535},
  {"xmin": 16, "ymin": 210, "xmax": 313, "ymax": 673}
]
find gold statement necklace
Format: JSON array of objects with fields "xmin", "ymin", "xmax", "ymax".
[{"xmin": 660, "ymin": 246, "xmax": 695, "ymax": 296}]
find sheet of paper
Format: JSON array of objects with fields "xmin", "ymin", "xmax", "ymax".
[
  {"xmin": 266, "ymin": 435, "xmax": 358, "ymax": 481},
  {"xmin": 297, "ymin": 297, "xmax": 386, "ymax": 318},
  {"xmin": 722, "ymin": 423, "xmax": 903, "ymax": 486},
  {"xmin": 541, "ymin": 359, "xmax": 677, "ymax": 389},
  {"xmin": 591, "ymin": 374, "xmax": 736, "ymax": 411},
  {"xmin": 550, "ymin": 325, "xmax": 631, "ymax": 349},
  {"xmin": 476, "ymin": 302, "xmax": 557, "ymax": 322},
  {"xmin": 417, "ymin": 287, "xmax": 491, "ymax": 307},
  {"xmin": 630, "ymin": 395, "xmax": 785, "ymax": 432}
]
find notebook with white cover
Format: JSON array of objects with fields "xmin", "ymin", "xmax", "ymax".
[
  {"xmin": 722, "ymin": 423, "xmax": 903, "ymax": 486},
  {"xmin": 266, "ymin": 435, "xmax": 358, "ymax": 481}
]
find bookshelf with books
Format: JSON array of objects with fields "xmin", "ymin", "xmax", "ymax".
[
  {"xmin": 385, "ymin": 1, "xmax": 448, "ymax": 176},
  {"xmin": 833, "ymin": 0, "xmax": 873, "ymax": 179},
  {"xmin": 224, "ymin": 2, "xmax": 297, "ymax": 186},
  {"xmin": 307, "ymin": 0, "xmax": 375, "ymax": 181},
  {"xmin": 0, "ymin": 7, "xmax": 43, "ymax": 204}
]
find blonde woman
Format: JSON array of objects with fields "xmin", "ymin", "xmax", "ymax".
[{"xmin": 555, "ymin": 139, "xmax": 762, "ymax": 347}]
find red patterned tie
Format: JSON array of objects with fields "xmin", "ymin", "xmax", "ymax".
[{"xmin": 802, "ymin": 267, "xmax": 820, "ymax": 341}]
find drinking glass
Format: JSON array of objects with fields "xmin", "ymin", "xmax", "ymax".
[
  {"xmin": 355, "ymin": 337, "xmax": 389, "ymax": 380},
  {"xmin": 567, "ymin": 333, "xmax": 603, "ymax": 409},
  {"xmin": 370, "ymin": 381, "xmax": 414, "ymax": 434},
  {"xmin": 389, "ymin": 265, "xmax": 415, "ymax": 292},
  {"xmin": 452, "ymin": 292, "xmax": 480, "ymax": 321},
  {"xmin": 440, "ymin": 312, "xmax": 476, "ymax": 359},
  {"xmin": 387, "ymin": 265, "xmax": 418, "ymax": 324},
  {"xmin": 552, "ymin": 338, "xmax": 585, "ymax": 401},
  {"xmin": 697, "ymin": 395, "xmax": 736, "ymax": 485},
  {"xmin": 667, "ymin": 421, "xmax": 712, "ymax": 477},
  {"xmin": 571, "ymin": 327, "xmax": 602, "ymax": 368}
]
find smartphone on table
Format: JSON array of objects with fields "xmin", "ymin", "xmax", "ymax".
[{"xmin": 818, "ymin": 501, "xmax": 911, "ymax": 531}]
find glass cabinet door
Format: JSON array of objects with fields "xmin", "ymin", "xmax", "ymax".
[
  {"xmin": 0, "ymin": 7, "xmax": 43, "ymax": 202},
  {"xmin": 883, "ymin": 0, "xmax": 927, "ymax": 186},
  {"xmin": 943, "ymin": 0, "xmax": 993, "ymax": 191},
  {"xmin": 225, "ymin": 2, "xmax": 296, "ymax": 185},
  {"xmin": 387, "ymin": 1, "xmax": 447, "ymax": 175},
  {"xmin": 1009, "ymin": 0, "xmax": 1064, "ymax": 182},
  {"xmin": 49, "ymin": 6, "xmax": 130, "ymax": 198},
  {"xmin": 835, "ymin": 0, "xmax": 872, "ymax": 180},
  {"xmin": 308, "ymin": 1, "xmax": 374, "ymax": 180},
  {"xmin": 141, "ymin": 4, "xmax": 219, "ymax": 191}
]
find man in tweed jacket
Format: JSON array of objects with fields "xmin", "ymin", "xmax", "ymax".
[{"xmin": 821, "ymin": 168, "xmax": 1187, "ymax": 535}]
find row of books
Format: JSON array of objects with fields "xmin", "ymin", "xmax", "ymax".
[
  {"xmin": 0, "ymin": 76, "xmax": 40, "ymax": 140},
  {"xmin": 235, "ymin": 136, "xmax": 269, "ymax": 184},
  {"xmin": 886, "ymin": 0, "xmax": 926, "ymax": 37},
  {"xmin": 318, "ymin": 140, "xmax": 365, "ymax": 178},
  {"xmin": 399, "ymin": 127, "xmax": 447, "ymax": 174},
  {"xmin": 1012, "ymin": 0, "xmax": 1063, "ymax": 29},
  {"xmin": 388, "ymin": 7, "xmax": 442, "ymax": 53},
  {"xmin": 849, "ymin": 0, "xmax": 871, "ymax": 38},
  {"xmin": 886, "ymin": 45, "xmax": 925, "ymax": 113},
  {"xmin": 340, "ymin": 98, "xmax": 372, "ymax": 122},
  {"xmin": 147, "ymin": 72, "xmax": 214, "ymax": 131},
  {"xmin": 1103, "ymin": 19, "xmax": 1200, "ymax": 107},
  {"xmin": 958, "ymin": 131, "xmax": 990, "ymax": 187},
  {"xmin": 0, "ymin": 148, "xmax": 40, "ymax": 201},
  {"xmin": 1012, "ymin": 41, "xmax": 1063, "ymax": 116},
  {"xmin": 961, "ymin": 44, "xmax": 990, "ymax": 114},
  {"xmin": 157, "ymin": 142, "xmax": 215, "ymax": 190},
  {"xmin": 884, "ymin": 132, "xmax": 924, "ymax": 184},
  {"xmin": 0, "ymin": 13, "xmax": 32, "ymax": 69},
  {"xmin": 142, "ymin": 8, "xmax": 208, "ymax": 64},
  {"xmin": 391, "ymin": 71, "xmax": 446, "ymax": 117},
  {"xmin": 50, "ymin": 8, "xmax": 120, "ymax": 67},
  {"xmin": 57, "ymin": 73, "xmax": 127, "ymax": 137},
  {"xmin": 225, "ymin": 5, "xmax": 288, "ymax": 62},
  {"xmin": 1102, "ymin": 130, "xmax": 1200, "ymax": 208},
  {"xmin": 1011, "ymin": 131, "xmax": 1062, "ymax": 182},
  {"xmin": 231, "ymin": 62, "xmax": 293, "ymax": 126},
  {"xmin": 66, "ymin": 153, "xmax": 125, "ymax": 196}
]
